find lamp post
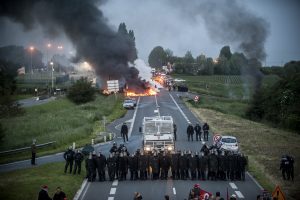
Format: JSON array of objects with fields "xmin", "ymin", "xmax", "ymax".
[
  {"xmin": 50, "ymin": 61, "xmax": 54, "ymax": 93},
  {"xmin": 29, "ymin": 46, "xmax": 34, "ymax": 75},
  {"xmin": 47, "ymin": 43, "xmax": 51, "ymax": 95}
]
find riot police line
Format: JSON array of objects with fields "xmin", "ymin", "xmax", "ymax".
[{"xmin": 66, "ymin": 142, "xmax": 248, "ymax": 182}]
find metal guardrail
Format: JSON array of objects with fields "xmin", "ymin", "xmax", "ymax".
[{"xmin": 0, "ymin": 141, "xmax": 56, "ymax": 156}]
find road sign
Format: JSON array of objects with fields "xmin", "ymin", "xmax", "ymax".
[
  {"xmin": 194, "ymin": 95, "xmax": 199, "ymax": 102},
  {"xmin": 107, "ymin": 80, "xmax": 119, "ymax": 93},
  {"xmin": 213, "ymin": 134, "xmax": 222, "ymax": 143},
  {"xmin": 272, "ymin": 185, "xmax": 286, "ymax": 200}
]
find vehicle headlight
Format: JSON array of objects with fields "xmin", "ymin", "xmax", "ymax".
[
  {"xmin": 145, "ymin": 146, "xmax": 151, "ymax": 151},
  {"xmin": 167, "ymin": 146, "xmax": 173, "ymax": 151}
]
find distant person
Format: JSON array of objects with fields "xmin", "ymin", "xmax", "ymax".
[
  {"xmin": 53, "ymin": 186, "xmax": 66, "ymax": 200},
  {"xmin": 31, "ymin": 139, "xmax": 37, "ymax": 165},
  {"xmin": 63, "ymin": 146, "xmax": 75, "ymax": 174},
  {"xmin": 173, "ymin": 123, "xmax": 177, "ymax": 141},
  {"xmin": 203, "ymin": 122, "xmax": 210, "ymax": 141},
  {"xmin": 164, "ymin": 195, "xmax": 170, "ymax": 200},
  {"xmin": 38, "ymin": 185, "xmax": 52, "ymax": 200},
  {"xmin": 194, "ymin": 123, "xmax": 202, "ymax": 141},
  {"xmin": 186, "ymin": 123, "xmax": 194, "ymax": 141},
  {"xmin": 133, "ymin": 192, "xmax": 143, "ymax": 200},
  {"xmin": 73, "ymin": 150, "xmax": 84, "ymax": 175},
  {"xmin": 121, "ymin": 122, "xmax": 129, "ymax": 143}
]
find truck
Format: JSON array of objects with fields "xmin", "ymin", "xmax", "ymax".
[{"xmin": 142, "ymin": 116, "xmax": 175, "ymax": 153}]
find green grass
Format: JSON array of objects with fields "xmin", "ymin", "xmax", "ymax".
[
  {"xmin": 173, "ymin": 75, "xmax": 280, "ymax": 99},
  {"xmin": 0, "ymin": 162, "xmax": 86, "ymax": 200},
  {"xmin": 0, "ymin": 94, "xmax": 126, "ymax": 163},
  {"xmin": 189, "ymin": 106, "xmax": 300, "ymax": 200},
  {"xmin": 187, "ymin": 96, "xmax": 249, "ymax": 117}
]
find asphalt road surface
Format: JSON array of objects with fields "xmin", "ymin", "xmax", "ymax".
[
  {"xmin": 80, "ymin": 88, "xmax": 264, "ymax": 200},
  {"xmin": 0, "ymin": 88, "xmax": 264, "ymax": 199}
]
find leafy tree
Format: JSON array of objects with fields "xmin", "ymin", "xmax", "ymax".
[
  {"xmin": 118, "ymin": 23, "xmax": 138, "ymax": 62},
  {"xmin": 283, "ymin": 61, "xmax": 300, "ymax": 78},
  {"xmin": 0, "ymin": 59, "xmax": 24, "ymax": 117},
  {"xmin": 148, "ymin": 46, "xmax": 167, "ymax": 68},
  {"xmin": 67, "ymin": 77, "xmax": 96, "ymax": 104},
  {"xmin": 246, "ymin": 61, "xmax": 300, "ymax": 131},
  {"xmin": 184, "ymin": 51, "xmax": 194, "ymax": 64},
  {"xmin": 219, "ymin": 46, "xmax": 232, "ymax": 60}
]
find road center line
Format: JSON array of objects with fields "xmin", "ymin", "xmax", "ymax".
[
  {"xmin": 112, "ymin": 180, "xmax": 118, "ymax": 186},
  {"xmin": 169, "ymin": 93, "xmax": 190, "ymax": 123},
  {"xmin": 128, "ymin": 96, "xmax": 140, "ymax": 138},
  {"xmin": 229, "ymin": 182, "xmax": 238, "ymax": 190},
  {"xmin": 108, "ymin": 197, "xmax": 114, "ymax": 200},
  {"xmin": 235, "ymin": 191, "xmax": 245, "ymax": 198},
  {"xmin": 110, "ymin": 188, "xmax": 117, "ymax": 195},
  {"xmin": 173, "ymin": 187, "xmax": 176, "ymax": 195}
]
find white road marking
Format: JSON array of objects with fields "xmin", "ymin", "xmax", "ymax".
[
  {"xmin": 229, "ymin": 182, "xmax": 238, "ymax": 190},
  {"xmin": 73, "ymin": 179, "xmax": 88, "ymax": 200},
  {"xmin": 81, "ymin": 182, "xmax": 90, "ymax": 200},
  {"xmin": 154, "ymin": 94, "xmax": 160, "ymax": 116},
  {"xmin": 108, "ymin": 197, "xmax": 114, "ymax": 200},
  {"xmin": 112, "ymin": 180, "xmax": 118, "ymax": 186},
  {"xmin": 128, "ymin": 97, "xmax": 140, "ymax": 138},
  {"xmin": 169, "ymin": 93, "xmax": 190, "ymax": 123},
  {"xmin": 235, "ymin": 191, "xmax": 245, "ymax": 198},
  {"xmin": 246, "ymin": 171, "xmax": 264, "ymax": 190},
  {"xmin": 110, "ymin": 188, "xmax": 117, "ymax": 195},
  {"xmin": 173, "ymin": 187, "xmax": 176, "ymax": 195}
]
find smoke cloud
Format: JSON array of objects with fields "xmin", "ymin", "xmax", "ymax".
[
  {"xmin": 170, "ymin": 0, "xmax": 269, "ymax": 61},
  {"xmin": 0, "ymin": 0, "xmax": 141, "ymax": 86}
]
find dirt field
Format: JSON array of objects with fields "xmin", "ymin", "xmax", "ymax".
[{"xmin": 189, "ymin": 106, "xmax": 300, "ymax": 199}]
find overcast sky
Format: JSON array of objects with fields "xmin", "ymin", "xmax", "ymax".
[{"xmin": 0, "ymin": 0, "xmax": 299, "ymax": 66}]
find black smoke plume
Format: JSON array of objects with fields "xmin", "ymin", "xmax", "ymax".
[
  {"xmin": 170, "ymin": 0, "xmax": 269, "ymax": 92},
  {"xmin": 0, "ymin": 0, "xmax": 141, "ymax": 88}
]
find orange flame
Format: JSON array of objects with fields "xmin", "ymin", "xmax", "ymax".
[{"xmin": 126, "ymin": 88, "xmax": 157, "ymax": 97}]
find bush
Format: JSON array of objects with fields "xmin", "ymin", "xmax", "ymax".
[{"xmin": 67, "ymin": 77, "xmax": 96, "ymax": 104}]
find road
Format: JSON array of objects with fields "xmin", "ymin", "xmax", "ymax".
[
  {"xmin": 80, "ymin": 88, "xmax": 264, "ymax": 200},
  {"xmin": 0, "ymin": 88, "xmax": 263, "ymax": 199}
]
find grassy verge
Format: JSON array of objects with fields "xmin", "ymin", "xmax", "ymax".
[
  {"xmin": 173, "ymin": 74, "xmax": 280, "ymax": 99},
  {"xmin": 187, "ymin": 104, "xmax": 300, "ymax": 200},
  {"xmin": 0, "ymin": 94, "xmax": 126, "ymax": 164},
  {"xmin": 0, "ymin": 162, "xmax": 86, "ymax": 200}
]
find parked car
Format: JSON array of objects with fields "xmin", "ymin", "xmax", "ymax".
[
  {"xmin": 123, "ymin": 99, "xmax": 135, "ymax": 109},
  {"xmin": 219, "ymin": 135, "xmax": 239, "ymax": 152}
]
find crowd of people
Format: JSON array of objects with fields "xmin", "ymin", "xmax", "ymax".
[
  {"xmin": 38, "ymin": 185, "xmax": 66, "ymax": 200},
  {"xmin": 77, "ymin": 142, "xmax": 248, "ymax": 182},
  {"xmin": 280, "ymin": 154, "xmax": 295, "ymax": 181},
  {"xmin": 186, "ymin": 122, "xmax": 210, "ymax": 142}
]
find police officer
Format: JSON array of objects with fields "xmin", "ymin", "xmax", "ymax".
[
  {"xmin": 179, "ymin": 151, "xmax": 187, "ymax": 180},
  {"xmin": 194, "ymin": 123, "xmax": 202, "ymax": 141},
  {"xmin": 118, "ymin": 152, "xmax": 128, "ymax": 181},
  {"xmin": 198, "ymin": 152, "xmax": 208, "ymax": 180},
  {"xmin": 189, "ymin": 152, "xmax": 198, "ymax": 180},
  {"xmin": 86, "ymin": 152, "xmax": 96, "ymax": 182},
  {"xmin": 280, "ymin": 155, "xmax": 289, "ymax": 180},
  {"xmin": 160, "ymin": 152, "xmax": 170, "ymax": 180},
  {"xmin": 171, "ymin": 151, "xmax": 179, "ymax": 180},
  {"xmin": 107, "ymin": 152, "xmax": 117, "ymax": 181},
  {"xmin": 121, "ymin": 122, "xmax": 129, "ymax": 143},
  {"xmin": 64, "ymin": 146, "xmax": 75, "ymax": 174},
  {"xmin": 187, "ymin": 123, "xmax": 194, "ymax": 141},
  {"xmin": 287, "ymin": 155, "xmax": 294, "ymax": 181},
  {"xmin": 203, "ymin": 122, "xmax": 210, "ymax": 141},
  {"xmin": 239, "ymin": 153, "xmax": 247, "ymax": 181},
  {"xmin": 217, "ymin": 150, "xmax": 226, "ymax": 180},
  {"xmin": 138, "ymin": 151, "xmax": 148, "ymax": 180},
  {"xmin": 96, "ymin": 151, "xmax": 106, "ymax": 181},
  {"xmin": 150, "ymin": 152, "xmax": 160, "ymax": 180},
  {"xmin": 208, "ymin": 150, "xmax": 218, "ymax": 180},
  {"xmin": 200, "ymin": 143, "xmax": 210, "ymax": 156},
  {"xmin": 73, "ymin": 150, "xmax": 84, "ymax": 175},
  {"xmin": 173, "ymin": 123, "xmax": 177, "ymax": 141},
  {"xmin": 110, "ymin": 142, "xmax": 118, "ymax": 154}
]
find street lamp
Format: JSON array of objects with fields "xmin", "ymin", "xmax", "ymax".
[
  {"xmin": 50, "ymin": 61, "xmax": 54, "ymax": 93},
  {"xmin": 46, "ymin": 44, "xmax": 52, "ymax": 96},
  {"xmin": 29, "ymin": 46, "xmax": 34, "ymax": 75}
]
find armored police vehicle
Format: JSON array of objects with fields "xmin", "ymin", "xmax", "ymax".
[{"xmin": 142, "ymin": 116, "xmax": 175, "ymax": 152}]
